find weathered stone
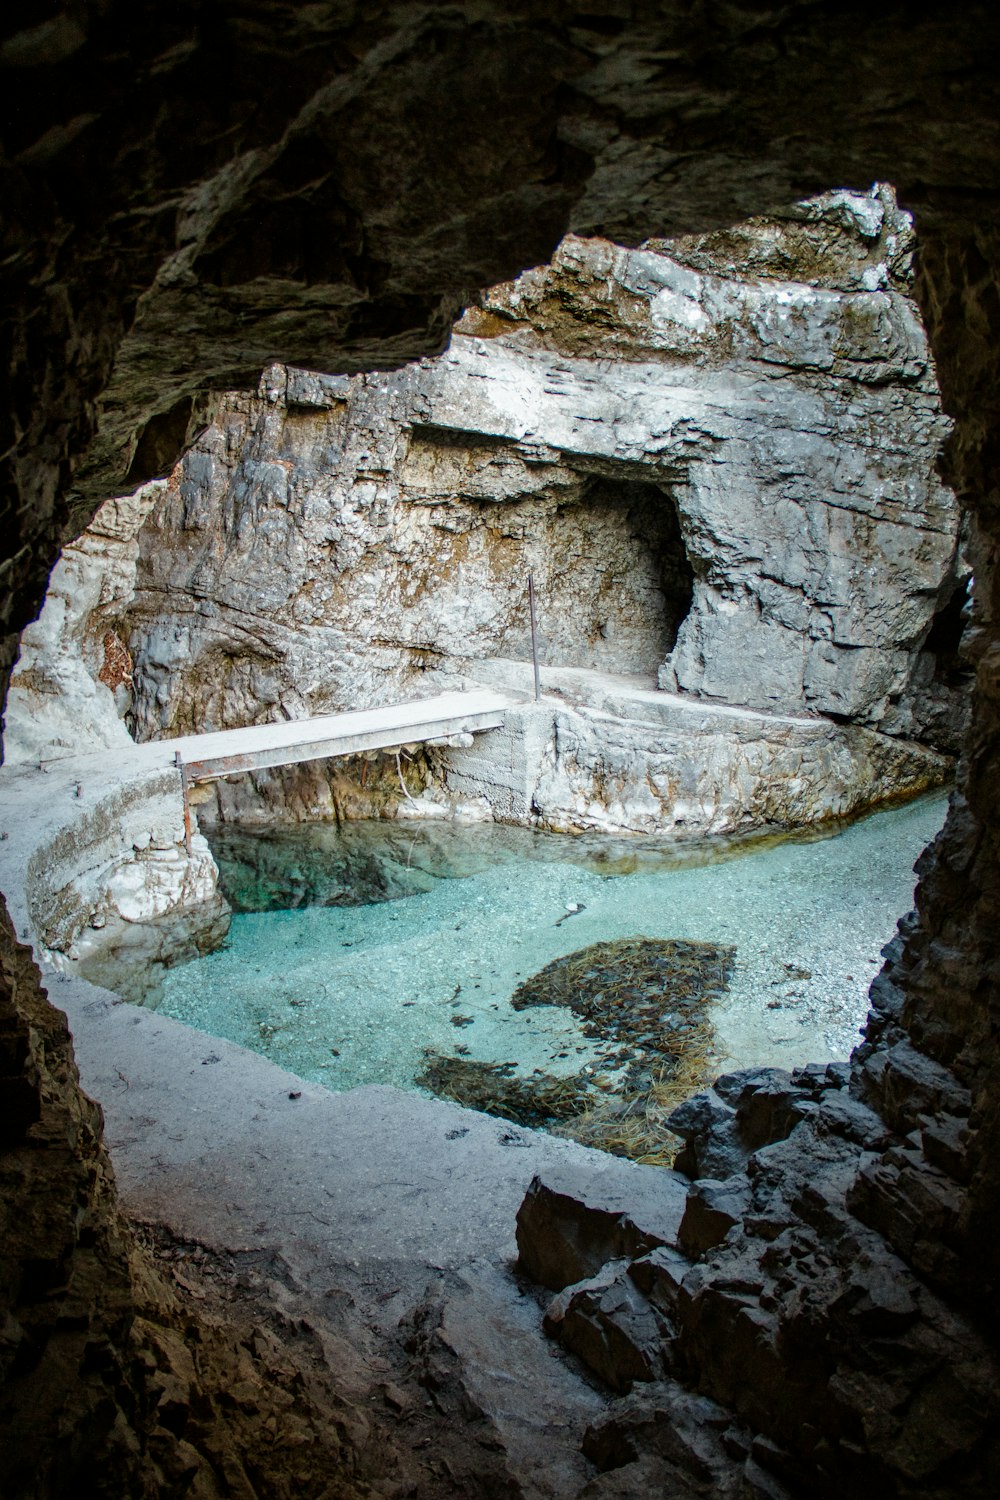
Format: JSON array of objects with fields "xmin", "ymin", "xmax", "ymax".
[
  {"xmin": 5, "ymin": 486, "xmax": 163, "ymax": 767},
  {"xmin": 20, "ymin": 767, "xmax": 230, "ymax": 983},
  {"xmin": 670, "ymin": 1068, "xmax": 835, "ymax": 1184},
  {"xmin": 677, "ymin": 1176, "xmax": 753, "ymax": 1259},
  {"xmin": 577, "ymin": 1454, "xmax": 712, "ymax": 1499},
  {"xmin": 810, "ymin": 1092, "xmax": 890, "ymax": 1150},
  {"xmin": 859, "ymin": 1038, "xmax": 973, "ymax": 1136},
  {"xmin": 667, "ymin": 1089, "xmax": 743, "ymax": 1181},
  {"xmin": 582, "ymin": 1379, "xmax": 738, "ymax": 1483},
  {"xmin": 515, "ymin": 1162, "xmax": 688, "ymax": 1292},
  {"xmin": 918, "ymin": 1110, "xmax": 974, "ymax": 1183},
  {"xmin": 117, "ymin": 198, "xmax": 963, "ymax": 801},
  {"xmin": 544, "ymin": 1260, "xmax": 668, "ymax": 1392},
  {"xmin": 11, "ymin": 192, "xmax": 964, "ymax": 841},
  {"xmin": 848, "ymin": 1142, "xmax": 968, "ymax": 1296},
  {"xmin": 627, "ymin": 1246, "xmax": 693, "ymax": 1323}
]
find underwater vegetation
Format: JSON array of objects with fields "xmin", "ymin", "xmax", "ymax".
[{"xmin": 417, "ymin": 936, "xmax": 734, "ymax": 1165}]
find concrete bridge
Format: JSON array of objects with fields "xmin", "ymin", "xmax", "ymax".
[
  {"xmin": 172, "ymin": 688, "xmax": 510, "ymax": 783},
  {"xmin": 169, "ymin": 688, "xmax": 511, "ymax": 848}
]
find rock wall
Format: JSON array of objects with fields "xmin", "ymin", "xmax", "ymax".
[
  {"xmin": 3, "ymin": 2, "xmax": 998, "ymax": 709},
  {"xmin": 117, "ymin": 192, "xmax": 965, "ymax": 768},
  {"xmin": 440, "ymin": 677, "xmax": 947, "ymax": 836},
  {"xmin": 6, "ymin": 190, "xmax": 959, "ymax": 842},
  {"xmin": 0, "ymin": 909, "xmax": 397, "ymax": 1500},
  {"xmin": 5, "ymin": 486, "xmax": 164, "ymax": 766},
  {"xmin": 25, "ymin": 767, "xmax": 229, "ymax": 984}
]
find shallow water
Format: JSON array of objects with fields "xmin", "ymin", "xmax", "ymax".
[{"xmin": 154, "ymin": 792, "xmax": 949, "ymax": 1095}]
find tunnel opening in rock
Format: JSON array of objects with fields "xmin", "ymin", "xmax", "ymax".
[
  {"xmin": 924, "ymin": 574, "xmax": 973, "ymax": 682},
  {"xmin": 6, "ymin": 190, "xmax": 966, "ymax": 1151},
  {"xmin": 527, "ymin": 474, "xmax": 694, "ymax": 675},
  {"xmin": 434, "ymin": 469, "xmax": 695, "ymax": 681}
]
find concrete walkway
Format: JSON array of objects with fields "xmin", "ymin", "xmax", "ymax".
[{"xmin": 172, "ymin": 688, "xmax": 511, "ymax": 782}]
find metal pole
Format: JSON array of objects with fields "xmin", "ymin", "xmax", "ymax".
[
  {"xmin": 175, "ymin": 750, "xmax": 193, "ymax": 858},
  {"xmin": 528, "ymin": 571, "xmax": 541, "ymax": 702}
]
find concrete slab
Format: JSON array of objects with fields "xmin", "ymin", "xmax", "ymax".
[{"xmin": 176, "ymin": 688, "xmax": 512, "ymax": 781}]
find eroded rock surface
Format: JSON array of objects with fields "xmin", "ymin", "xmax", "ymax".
[
  {"xmin": 0, "ymin": 912, "xmax": 378, "ymax": 1500},
  {"xmin": 6, "ymin": 192, "xmax": 963, "ymax": 842},
  {"xmin": 118, "ymin": 194, "xmax": 964, "ymax": 758},
  {"xmin": 515, "ymin": 1063, "xmax": 1000, "ymax": 1495},
  {"xmin": 5, "ymin": 487, "xmax": 163, "ymax": 766}
]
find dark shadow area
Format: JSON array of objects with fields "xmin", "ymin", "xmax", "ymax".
[
  {"xmin": 924, "ymin": 574, "xmax": 973, "ymax": 687},
  {"xmin": 522, "ymin": 475, "xmax": 693, "ymax": 676}
]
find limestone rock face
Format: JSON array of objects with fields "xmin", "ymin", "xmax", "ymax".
[
  {"xmin": 3, "ymin": 1, "xmax": 998, "ymax": 715},
  {"xmin": 116, "ymin": 193, "xmax": 964, "ymax": 772},
  {"xmin": 4, "ymin": 193, "xmax": 959, "ymax": 843},
  {"xmin": 0, "ymin": 908, "xmax": 141, "ymax": 1497},
  {"xmin": 5, "ymin": 486, "xmax": 164, "ymax": 766}
]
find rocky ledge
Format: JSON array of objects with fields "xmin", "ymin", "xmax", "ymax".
[{"xmin": 515, "ymin": 1048, "xmax": 999, "ymax": 1496}]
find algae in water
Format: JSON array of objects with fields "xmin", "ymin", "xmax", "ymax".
[{"xmin": 418, "ymin": 936, "xmax": 735, "ymax": 1163}]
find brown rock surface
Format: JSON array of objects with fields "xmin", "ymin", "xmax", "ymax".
[{"xmin": 0, "ymin": 907, "xmax": 375, "ymax": 1497}]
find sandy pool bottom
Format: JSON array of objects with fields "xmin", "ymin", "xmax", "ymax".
[{"xmin": 154, "ymin": 792, "xmax": 949, "ymax": 1097}]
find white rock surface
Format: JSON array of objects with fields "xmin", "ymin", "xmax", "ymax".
[
  {"xmin": 118, "ymin": 189, "xmax": 962, "ymax": 771},
  {"xmin": 17, "ymin": 759, "xmax": 228, "ymax": 966},
  {"xmin": 5, "ymin": 484, "xmax": 164, "ymax": 764},
  {"xmin": 4, "ymin": 188, "xmax": 965, "ymax": 843},
  {"xmin": 444, "ymin": 663, "xmax": 948, "ymax": 835}
]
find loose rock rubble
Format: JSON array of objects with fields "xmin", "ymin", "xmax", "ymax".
[{"xmin": 514, "ymin": 1058, "xmax": 1000, "ymax": 1495}]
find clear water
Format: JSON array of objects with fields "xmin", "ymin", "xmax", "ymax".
[{"xmin": 155, "ymin": 792, "xmax": 949, "ymax": 1091}]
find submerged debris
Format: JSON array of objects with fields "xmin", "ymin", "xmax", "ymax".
[
  {"xmin": 420, "ymin": 937, "xmax": 735, "ymax": 1166},
  {"xmin": 415, "ymin": 1056, "xmax": 593, "ymax": 1128},
  {"xmin": 554, "ymin": 901, "xmax": 587, "ymax": 927}
]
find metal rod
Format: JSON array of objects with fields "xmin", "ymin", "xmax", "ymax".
[
  {"xmin": 528, "ymin": 571, "xmax": 541, "ymax": 702},
  {"xmin": 175, "ymin": 750, "xmax": 193, "ymax": 858}
]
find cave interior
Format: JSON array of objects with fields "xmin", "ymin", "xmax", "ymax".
[{"xmin": 2, "ymin": 4, "xmax": 1000, "ymax": 1498}]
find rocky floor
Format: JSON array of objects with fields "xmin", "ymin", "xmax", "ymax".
[{"xmin": 51, "ymin": 965, "xmax": 697, "ymax": 1496}]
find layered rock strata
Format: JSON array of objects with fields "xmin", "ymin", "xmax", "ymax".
[
  {"xmin": 4, "ymin": 486, "xmax": 163, "ymax": 766},
  {"xmin": 122, "ymin": 192, "xmax": 963, "ymax": 756},
  {"xmin": 26, "ymin": 765, "xmax": 228, "ymax": 989},
  {"xmin": 6, "ymin": 191, "xmax": 963, "ymax": 846}
]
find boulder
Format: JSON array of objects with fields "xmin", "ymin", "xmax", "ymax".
[
  {"xmin": 543, "ymin": 1260, "xmax": 668, "ymax": 1392},
  {"xmin": 515, "ymin": 1161, "xmax": 688, "ymax": 1292},
  {"xmin": 677, "ymin": 1176, "xmax": 753, "ymax": 1259}
]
